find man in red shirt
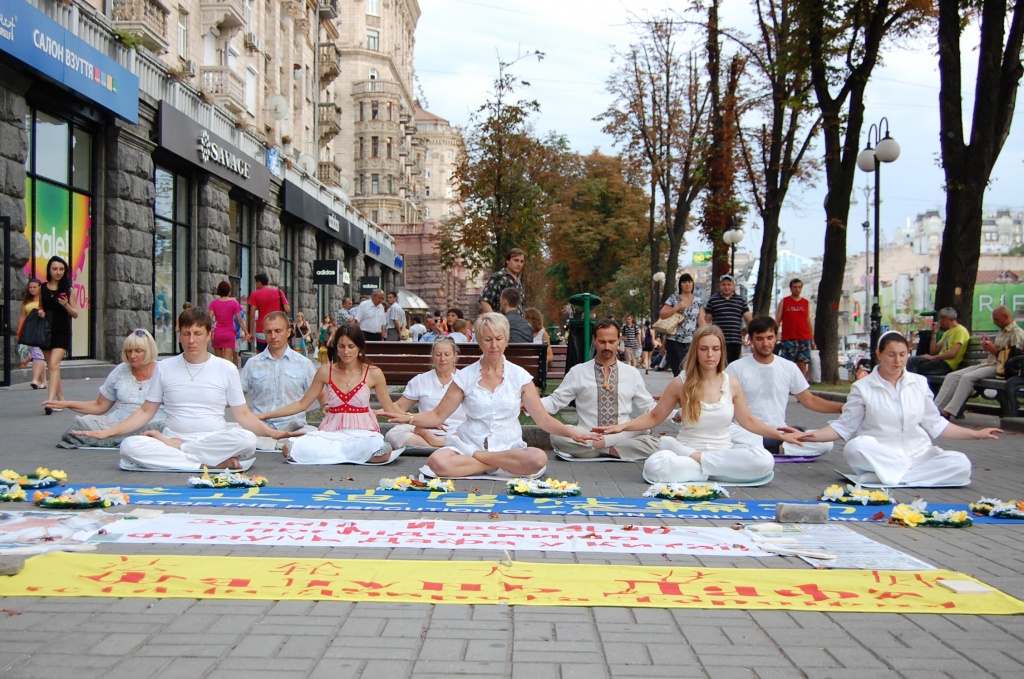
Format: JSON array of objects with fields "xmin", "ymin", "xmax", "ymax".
[
  {"xmin": 775, "ymin": 278, "xmax": 814, "ymax": 378},
  {"xmin": 247, "ymin": 273, "xmax": 291, "ymax": 353}
]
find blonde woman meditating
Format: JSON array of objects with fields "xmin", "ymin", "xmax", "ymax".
[
  {"xmin": 385, "ymin": 336, "xmax": 466, "ymax": 449},
  {"xmin": 384, "ymin": 313, "xmax": 596, "ymax": 478},
  {"xmin": 595, "ymin": 325, "xmax": 802, "ymax": 484}
]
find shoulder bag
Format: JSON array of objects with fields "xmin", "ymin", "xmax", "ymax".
[
  {"xmin": 19, "ymin": 309, "xmax": 52, "ymax": 349},
  {"xmin": 652, "ymin": 313, "xmax": 684, "ymax": 336}
]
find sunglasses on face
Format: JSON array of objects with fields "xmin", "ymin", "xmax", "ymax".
[{"xmin": 126, "ymin": 329, "xmax": 147, "ymax": 338}]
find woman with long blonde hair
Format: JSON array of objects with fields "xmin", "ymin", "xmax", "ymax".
[{"xmin": 595, "ymin": 325, "xmax": 801, "ymax": 484}]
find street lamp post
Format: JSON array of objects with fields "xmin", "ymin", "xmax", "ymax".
[
  {"xmin": 857, "ymin": 118, "xmax": 900, "ymax": 368},
  {"xmin": 723, "ymin": 226, "xmax": 744, "ymax": 275},
  {"xmin": 652, "ymin": 271, "xmax": 666, "ymax": 322}
]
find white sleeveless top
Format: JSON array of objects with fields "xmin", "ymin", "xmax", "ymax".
[{"xmin": 675, "ymin": 372, "xmax": 734, "ymax": 450}]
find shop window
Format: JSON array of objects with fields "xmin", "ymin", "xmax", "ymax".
[
  {"xmin": 24, "ymin": 109, "xmax": 95, "ymax": 358},
  {"xmin": 228, "ymin": 198, "xmax": 254, "ymax": 348},
  {"xmin": 153, "ymin": 167, "xmax": 191, "ymax": 354},
  {"xmin": 279, "ymin": 225, "xmax": 297, "ymax": 303}
]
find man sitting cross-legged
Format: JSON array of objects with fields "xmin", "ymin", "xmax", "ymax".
[
  {"xmin": 541, "ymin": 318, "xmax": 660, "ymax": 461},
  {"xmin": 240, "ymin": 311, "xmax": 324, "ymax": 450},
  {"xmin": 725, "ymin": 315, "xmax": 842, "ymax": 457},
  {"xmin": 74, "ymin": 308, "xmax": 300, "ymax": 471}
]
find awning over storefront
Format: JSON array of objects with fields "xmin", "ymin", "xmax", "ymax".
[{"xmin": 398, "ymin": 289, "xmax": 429, "ymax": 311}]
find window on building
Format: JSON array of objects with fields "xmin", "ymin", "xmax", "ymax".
[
  {"xmin": 245, "ymin": 66, "xmax": 257, "ymax": 112},
  {"xmin": 177, "ymin": 10, "xmax": 188, "ymax": 57},
  {"xmin": 371, "ymin": 210, "xmax": 379, "ymax": 223},
  {"xmin": 387, "ymin": 175, "xmax": 393, "ymax": 194},
  {"xmin": 386, "ymin": 137, "xmax": 392, "ymax": 159},
  {"xmin": 446, "ymin": 186, "xmax": 453, "ymax": 198},
  {"xmin": 359, "ymin": 175, "xmax": 366, "ymax": 195},
  {"xmin": 447, "ymin": 150, "xmax": 453, "ymax": 161},
  {"xmin": 359, "ymin": 101, "xmax": 365, "ymax": 121},
  {"xmin": 366, "ymin": 29, "xmax": 379, "ymax": 51},
  {"xmin": 424, "ymin": 206, "xmax": 430, "ymax": 218},
  {"xmin": 371, "ymin": 101, "xmax": 379, "ymax": 119},
  {"xmin": 359, "ymin": 137, "xmax": 365, "ymax": 159},
  {"xmin": 244, "ymin": 0, "xmax": 253, "ymax": 30},
  {"xmin": 371, "ymin": 174, "xmax": 380, "ymax": 194},
  {"xmin": 367, "ymin": 0, "xmax": 380, "ymax": 15},
  {"xmin": 368, "ymin": 68, "xmax": 378, "ymax": 80},
  {"xmin": 24, "ymin": 109, "xmax": 96, "ymax": 358},
  {"xmin": 425, "ymin": 185, "xmax": 430, "ymax": 197},
  {"xmin": 228, "ymin": 199, "xmax": 254, "ymax": 347},
  {"xmin": 279, "ymin": 225, "xmax": 297, "ymax": 303},
  {"xmin": 386, "ymin": 101, "xmax": 393, "ymax": 120},
  {"xmin": 424, "ymin": 167, "xmax": 431, "ymax": 179},
  {"xmin": 153, "ymin": 167, "xmax": 191, "ymax": 355},
  {"xmin": 371, "ymin": 136, "xmax": 379, "ymax": 158}
]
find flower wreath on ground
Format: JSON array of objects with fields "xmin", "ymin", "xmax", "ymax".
[
  {"xmin": 507, "ymin": 478, "xmax": 581, "ymax": 498},
  {"xmin": 970, "ymin": 497, "xmax": 1024, "ymax": 520},
  {"xmin": 889, "ymin": 499, "xmax": 972, "ymax": 528},
  {"xmin": 1, "ymin": 467, "xmax": 67, "ymax": 489},
  {"xmin": 378, "ymin": 476, "xmax": 455, "ymax": 492},
  {"xmin": 188, "ymin": 468, "xmax": 268, "ymax": 488},
  {"xmin": 643, "ymin": 482, "xmax": 729, "ymax": 501},
  {"xmin": 819, "ymin": 483, "xmax": 896, "ymax": 505},
  {"xmin": 34, "ymin": 487, "xmax": 130, "ymax": 509},
  {"xmin": 0, "ymin": 483, "xmax": 26, "ymax": 502}
]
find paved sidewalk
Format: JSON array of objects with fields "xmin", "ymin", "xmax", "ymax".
[{"xmin": 1, "ymin": 372, "xmax": 1024, "ymax": 678}]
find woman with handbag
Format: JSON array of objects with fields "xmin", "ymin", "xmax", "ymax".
[
  {"xmin": 38, "ymin": 256, "xmax": 78, "ymax": 414},
  {"xmin": 659, "ymin": 273, "xmax": 706, "ymax": 377},
  {"xmin": 17, "ymin": 278, "xmax": 48, "ymax": 390}
]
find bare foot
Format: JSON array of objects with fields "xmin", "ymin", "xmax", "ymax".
[
  {"xmin": 368, "ymin": 445, "xmax": 394, "ymax": 464},
  {"xmin": 281, "ymin": 442, "xmax": 293, "ymax": 461},
  {"xmin": 209, "ymin": 457, "xmax": 242, "ymax": 470},
  {"xmin": 144, "ymin": 430, "xmax": 184, "ymax": 449}
]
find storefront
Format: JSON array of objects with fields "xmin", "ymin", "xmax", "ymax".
[
  {"xmin": 154, "ymin": 102, "xmax": 272, "ymax": 354},
  {"xmin": 364, "ymin": 230, "xmax": 404, "ymax": 294},
  {"xmin": 1, "ymin": 0, "xmax": 140, "ymax": 359}
]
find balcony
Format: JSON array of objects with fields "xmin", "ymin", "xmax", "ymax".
[
  {"xmin": 318, "ymin": 42, "xmax": 341, "ymax": 86},
  {"xmin": 200, "ymin": 0, "xmax": 245, "ymax": 38},
  {"xmin": 318, "ymin": 0, "xmax": 338, "ymax": 19},
  {"xmin": 200, "ymin": 66, "xmax": 246, "ymax": 115},
  {"xmin": 112, "ymin": 0, "xmax": 170, "ymax": 54},
  {"xmin": 318, "ymin": 160, "xmax": 343, "ymax": 187},
  {"xmin": 352, "ymin": 79, "xmax": 403, "ymax": 98},
  {"xmin": 318, "ymin": 103, "xmax": 342, "ymax": 143}
]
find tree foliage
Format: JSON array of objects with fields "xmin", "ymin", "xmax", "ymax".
[
  {"xmin": 935, "ymin": 0, "xmax": 1024, "ymax": 327},
  {"xmin": 437, "ymin": 52, "xmax": 560, "ymax": 278}
]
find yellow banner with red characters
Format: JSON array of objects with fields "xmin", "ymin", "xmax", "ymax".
[{"xmin": 2, "ymin": 553, "xmax": 1023, "ymax": 614}]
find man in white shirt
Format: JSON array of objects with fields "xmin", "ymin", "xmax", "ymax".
[
  {"xmin": 240, "ymin": 312, "xmax": 323, "ymax": 449},
  {"xmin": 74, "ymin": 308, "xmax": 299, "ymax": 471},
  {"xmin": 385, "ymin": 291, "xmax": 406, "ymax": 341},
  {"xmin": 726, "ymin": 315, "xmax": 842, "ymax": 457},
  {"xmin": 408, "ymin": 316, "xmax": 427, "ymax": 342},
  {"xmin": 541, "ymin": 319, "xmax": 660, "ymax": 461},
  {"xmin": 354, "ymin": 289, "xmax": 387, "ymax": 340}
]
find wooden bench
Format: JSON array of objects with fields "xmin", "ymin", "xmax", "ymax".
[
  {"xmin": 924, "ymin": 337, "xmax": 1024, "ymax": 417},
  {"xmin": 364, "ymin": 341, "xmax": 550, "ymax": 394},
  {"xmin": 549, "ymin": 345, "xmax": 567, "ymax": 380}
]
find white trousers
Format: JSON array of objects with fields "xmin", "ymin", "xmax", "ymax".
[
  {"xmin": 120, "ymin": 427, "xmax": 257, "ymax": 471},
  {"xmin": 286, "ymin": 429, "xmax": 388, "ymax": 464},
  {"xmin": 254, "ymin": 422, "xmax": 317, "ymax": 451},
  {"xmin": 843, "ymin": 435, "xmax": 971, "ymax": 487},
  {"xmin": 643, "ymin": 436, "xmax": 775, "ymax": 483},
  {"xmin": 729, "ymin": 424, "xmax": 833, "ymax": 457},
  {"xmin": 550, "ymin": 433, "xmax": 661, "ymax": 461}
]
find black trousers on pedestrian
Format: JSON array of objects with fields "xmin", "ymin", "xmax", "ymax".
[{"xmin": 666, "ymin": 340, "xmax": 690, "ymax": 377}]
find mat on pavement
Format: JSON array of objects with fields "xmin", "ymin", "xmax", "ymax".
[{"xmin": 3, "ymin": 552, "xmax": 1022, "ymax": 613}]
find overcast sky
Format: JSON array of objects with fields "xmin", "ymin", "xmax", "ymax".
[{"xmin": 414, "ymin": 0, "xmax": 1024, "ymax": 263}]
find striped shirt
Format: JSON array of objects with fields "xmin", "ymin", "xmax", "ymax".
[{"xmin": 705, "ymin": 292, "xmax": 749, "ymax": 344}]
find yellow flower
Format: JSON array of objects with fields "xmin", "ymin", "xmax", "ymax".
[
  {"xmin": 514, "ymin": 483, "xmax": 530, "ymax": 493},
  {"xmin": 35, "ymin": 467, "xmax": 51, "ymax": 478},
  {"xmin": 891, "ymin": 503, "xmax": 925, "ymax": 527},
  {"xmin": 0, "ymin": 470, "xmax": 19, "ymax": 482},
  {"xmin": 50, "ymin": 469, "xmax": 68, "ymax": 482}
]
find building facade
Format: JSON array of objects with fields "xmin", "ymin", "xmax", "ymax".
[{"xmin": 1, "ymin": 0, "xmax": 406, "ymax": 379}]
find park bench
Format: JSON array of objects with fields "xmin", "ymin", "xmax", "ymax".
[
  {"xmin": 923, "ymin": 337, "xmax": 1024, "ymax": 417},
  {"xmin": 364, "ymin": 341, "xmax": 551, "ymax": 395},
  {"xmin": 549, "ymin": 345, "xmax": 567, "ymax": 380}
]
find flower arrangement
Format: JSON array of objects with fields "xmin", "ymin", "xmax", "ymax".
[
  {"xmin": 819, "ymin": 483, "xmax": 896, "ymax": 506},
  {"xmin": 970, "ymin": 497, "xmax": 1024, "ymax": 520},
  {"xmin": 889, "ymin": 499, "xmax": 972, "ymax": 528},
  {"xmin": 34, "ymin": 487, "xmax": 130, "ymax": 509},
  {"xmin": 1, "ymin": 467, "xmax": 67, "ymax": 489},
  {"xmin": 643, "ymin": 482, "xmax": 729, "ymax": 502},
  {"xmin": 0, "ymin": 483, "xmax": 26, "ymax": 502},
  {"xmin": 377, "ymin": 476, "xmax": 455, "ymax": 492},
  {"xmin": 188, "ymin": 467, "xmax": 268, "ymax": 488},
  {"xmin": 507, "ymin": 477, "xmax": 582, "ymax": 498}
]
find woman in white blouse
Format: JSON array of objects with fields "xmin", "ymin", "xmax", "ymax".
[
  {"xmin": 385, "ymin": 336, "xmax": 466, "ymax": 449},
  {"xmin": 801, "ymin": 331, "xmax": 1001, "ymax": 486},
  {"xmin": 384, "ymin": 313, "xmax": 595, "ymax": 478}
]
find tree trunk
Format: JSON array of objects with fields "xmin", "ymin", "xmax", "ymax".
[
  {"xmin": 752, "ymin": 205, "xmax": 781, "ymax": 315},
  {"xmin": 935, "ymin": 190, "xmax": 985, "ymax": 323}
]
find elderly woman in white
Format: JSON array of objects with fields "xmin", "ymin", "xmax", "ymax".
[
  {"xmin": 384, "ymin": 313, "xmax": 596, "ymax": 478},
  {"xmin": 800, "ymin": 331, "xmax": 1001, "ymax": 487},
  {"xmin": 384, "ymin": 336, "xmax": 466, "ymax": 449}
]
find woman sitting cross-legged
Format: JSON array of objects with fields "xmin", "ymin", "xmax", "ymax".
[
  {"xmin": 48, "ymin": 329, "xmax": 166, "ymax": 448},
  {"xmin": 594, "ymin": 325, "xmax": 802, "ymax": 485},
  {"xmin": 383, "ymin": 312, "xmax": 597, "ymax": 479},
  {"xmin": 384, "ymin": 336, "xmax": 466, "ymax": 450},
  {"xmin": 258, "ymin": 324, "xmax": 402, "ymax": 465},
  {"xmin": 799, "ymin": 331, "xmax": 1000, "ymax": 487}
]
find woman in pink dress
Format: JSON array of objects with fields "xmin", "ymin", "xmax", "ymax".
[
  {"xmin": 208, "ymin": 281, "xmax": 248, "ymax": 363},
  {"xmin": 258, "ymin": 325, "xmax": 402, "ymax": 465}
]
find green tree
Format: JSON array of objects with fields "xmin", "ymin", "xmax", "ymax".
[
  {"xmin": 935, "ymin": 0, "xmax": 1024, "ymax": 327},
  {"xmin": 437, "ymin": 53, "xmax": 556, "ymax": 278}
]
